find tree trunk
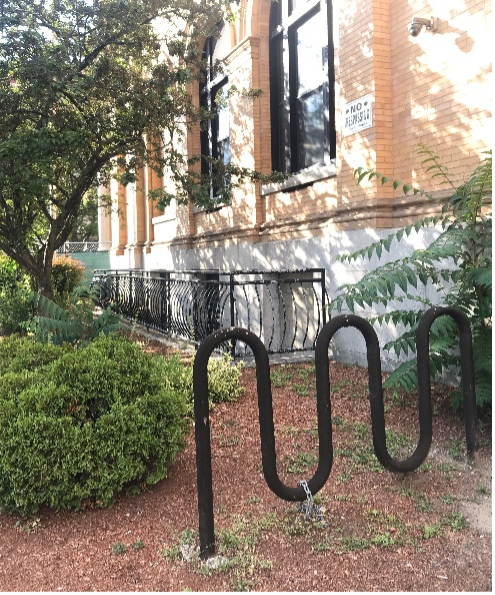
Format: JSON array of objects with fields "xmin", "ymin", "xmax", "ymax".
[{"xmin": 35, "ymin": 260, "xmax": 55, "ymax": 301}]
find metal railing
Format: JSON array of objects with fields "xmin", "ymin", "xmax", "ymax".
[
  {"xmin": 58, "ymin": 241, "xmax": 112, "ymax": 253},
  {"xmin": 91, "ymin": 268, "xmax": 329, "ymax": 356}
]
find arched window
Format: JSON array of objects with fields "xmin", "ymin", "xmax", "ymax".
[
  {"xmin": 269, "ymin": 0, "xmax": 335, "ymax": 174},
  {"xmin": 200, "ymin": 37, "xmax": 230, "ymax": 200}
]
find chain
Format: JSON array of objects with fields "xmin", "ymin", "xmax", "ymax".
[{"xmin": 297, "ymin": 479, "xmax": 327, "ymax": 525}]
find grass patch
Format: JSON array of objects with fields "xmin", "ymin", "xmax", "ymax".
[{"xmin": 285, "ymin": 451, "xmax": 319, "ymax": 474}]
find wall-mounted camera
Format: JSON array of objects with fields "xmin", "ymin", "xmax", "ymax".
[{"xmin": 407, "ymin": 16, "xmax": 438, "ymax": 37}]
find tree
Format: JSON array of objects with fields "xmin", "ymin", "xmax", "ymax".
[
  {"xmin": 1, "ymin": 0, "xmax": 276, "ymax": 297},
  {"xmin": 68, "ymin": 185, "xmax": 99, "ymax": 242}
]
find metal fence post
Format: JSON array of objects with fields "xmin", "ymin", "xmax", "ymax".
[
  {"xmin": 321, "ymin": 269, "xmax": 326, "ymax": 326},
  {"xmin": 229, "ymin": 273, "xmax": 236, "ymax": 359}
]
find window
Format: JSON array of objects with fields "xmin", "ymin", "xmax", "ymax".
[
  {"xmin": 269, "ymin": 0, "xmax": 335, "ymax": 175},
  {"xmin": 200, "ymin": 37, "xmax": 230, "ymax": 201}
]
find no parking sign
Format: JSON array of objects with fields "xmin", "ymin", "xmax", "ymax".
[{"xmin": 343, "ymin": 93, "xmax": 373, "ymax": 137}]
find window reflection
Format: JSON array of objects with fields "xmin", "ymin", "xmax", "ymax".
[
  {"xmin": 296, "ymin": 14, "xmax": 323, "ymax": 96},
  {"xmin": 298, "ymin": 90, "xmax": 324, "ymax": 168}
]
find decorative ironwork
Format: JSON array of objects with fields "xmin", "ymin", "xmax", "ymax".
[
  {"xmin": 92, "ymin": 269, "xmax": 328, "ymax": 356},
  {"xmin": 193, "ymin": 307, "xmax": 477, "ymax": 559}
]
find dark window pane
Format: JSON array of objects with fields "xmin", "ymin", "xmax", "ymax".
[
  {"xmin": 297, "ymin": 88, "xmax": 325, "ymax": 168},
  {"xmin": 270, "ymin": 30, "xmax": 287, "ymax": 171},
  {"xmin": 295, "ymin": 9, "xmax": 325, "ymax": 170},
  {"xmin": 212, "ymin": 82, "xmax": 230, "ymax": 196},
  {"xmin": 270, "ymin": 1, "xmax": 333, "ymax": 174},
  {"xmin": 270, "ymin": 0, "xmax": 282, "ymax": 28},
  {"xmin": 200, "ymin": 36, "xmax": 229, "ymax": 199},
  {"xmin": 217, "ymin": 138, "xmax": 230, "ymax": 166}
]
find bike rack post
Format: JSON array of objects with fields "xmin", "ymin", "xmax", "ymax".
[{"xmin": 193, "ymin": 307, "xmax": 478, "ymax": 559}]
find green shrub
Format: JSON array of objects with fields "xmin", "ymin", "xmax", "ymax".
[
  {"xmin": 0, "ymin": 252, "xmax": 20, "ymax": 290},
  {"xmin": 0, "ymin": 334, "xmax": 190, "ymax": 515},
  {"xmin": 181, "ymin": 353, "xmax": 244, "ymax": 405},
  {"xmin": 0, "ymin": 254, "xmax": 33, "ymax": 333},
  {"xmin": 0, "ymin": 334, "xmax": 69, "ymax": 376},
  {"xmin": 0, "ymin": 288, "xmax": 33, "ymax": 334},
  {"xmin": 51, "ymin": 255, "xmax": 85, "ymax": 305},
  {"xmin": 205, "ymin": 354, "xmax": 244, "ymax": 403}
]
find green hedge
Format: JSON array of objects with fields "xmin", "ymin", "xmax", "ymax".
[
  {"xmin": 0, "ymin": 334, "xmax": 190, "ymax": 514},
  {"xmin": 0, "ymin": 254, "xmax": 32, "ymax": 333}
]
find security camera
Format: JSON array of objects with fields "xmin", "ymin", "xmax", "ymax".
[
  {"xmin": 407, "ymin": 21, "xmax": 424, "ymax": 36},
  {"xmin": 407, "ymin": 16, "xmax": 438, "ymax": 37}
]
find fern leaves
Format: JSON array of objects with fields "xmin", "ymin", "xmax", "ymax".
[
  {"xmin": 23, "ymin": 289, "xmax": 119, "ymax": 347},
  {"xmin": 332, "ymin": 147, "xmax": 492, "ymax": 408}
]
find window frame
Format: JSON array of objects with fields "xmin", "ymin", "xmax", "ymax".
[
  {"xmin": 199, "ymin": 37, "xmax": 230, "ymax": 206},
  {"xmin": 269, "ymin": 0, "xmax": 336, "ymax": 177}
]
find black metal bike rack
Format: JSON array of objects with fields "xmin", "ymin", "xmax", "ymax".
[{"xmin": 193, "ymin": 306, "xmax": 477, "ymax": 559}]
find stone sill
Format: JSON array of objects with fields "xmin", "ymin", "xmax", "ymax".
[{"xmin": 261, "ymin": 161, "xmax": 337, "ymax": 196}]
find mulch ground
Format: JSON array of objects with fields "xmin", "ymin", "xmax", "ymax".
[{"xmin": 0, "ymin": 334, "xmax": 491, "ymax": 592}]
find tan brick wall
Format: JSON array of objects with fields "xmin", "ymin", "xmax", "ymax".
[
  {"xmin": 389, "ymin": 0, "xmax": 491, "ymax": 190},
  {"xmin": 259, "ymin": 0, "xmax": 491, "ymax": 238},
  {"xmin": 108, "ymin": 0, "xmax": 491, "ymax": 257}
]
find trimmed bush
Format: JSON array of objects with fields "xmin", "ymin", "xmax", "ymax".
[
  {"xmin": 180, "ymin": 353, "xmax": 245, "ymax": 405},
  {"xmin": 204, "ymin": 354, "xmax": 244, "ymax": 403},
  {"xmin": 0, "ymin": 334, "xmax": 69, "ymax": 376},
  {"xmin": 51, "ymin": 255, "xmax": 85, "ymax": 305},
  {"xmin": 0, "ymin": 334, "xmax": 190, "ymax": 515}
]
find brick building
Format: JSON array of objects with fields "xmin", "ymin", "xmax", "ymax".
[{"xmin": 99, "ymin": 0, "xmax": 492, "ymax": 364}]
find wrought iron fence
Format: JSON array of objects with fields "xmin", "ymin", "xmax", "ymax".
[{"xmin": 91, "ymin": 268, "xmax": 329, "ymax": 356}]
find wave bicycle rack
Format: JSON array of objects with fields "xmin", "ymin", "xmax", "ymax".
[{"xmin": 193, "ymin": 306, "xmax": 478, "ymax": 559}]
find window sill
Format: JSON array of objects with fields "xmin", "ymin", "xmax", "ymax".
[
  {"xmin": 260, "ymin": 161, "xmax": 337, "ymax": 196},
  {"xmin": 152, "ymin": 213, "xmax": 175, "ymax": 225},
  {"xmin": 193, "ymin": 202, "xmax": 230, "ymax": 214}
]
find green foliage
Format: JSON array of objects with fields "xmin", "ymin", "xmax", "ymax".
[
  {"xmin": 0, "ymin": 334, "xmax": 190, "ymax": 515},
  {"xmin": 51, "ymin": 255, "xmax": 86, "ymax": 306},
  {"xmin": 203, "ymin": 354, "xmax": 245, "ymax": 404},
  {"xmin": 131, "ymin": 539, "xmax": 144, "ymax": 551},
  {"xmin": 23, "ymin": 286, "xmax": 120, "ymax": 347},
  {"xmin": 111, "ymin": 543, "xmax": 127, "ymax": 555},
  {"xmin": 0, "ymin": 0, "xmax": 284, "ymax": 296},
  {"xmin": 69, "ymin": 185, "xmax": 100, "ymax": 242},
  {"xmin": 0, "ymin": 287, "xmax": 33, "ymax": 334},
  {"xmin": 0, "ymin": 253, "xmax": 33, "ymax": 333},
  {"xmin": 0, "ymin": 252, "xmax": 21, "ymax": 290},
  {"xmin": 0, "ymin": 334, "xmax": 70, "ymax": 376},
  {"xmin": 331, "ymin": 147, "xmax": 492, "ymax": 409},
  {"xmin": 182, "ymin": 354, "xmax": 244, "ymax": 405}
]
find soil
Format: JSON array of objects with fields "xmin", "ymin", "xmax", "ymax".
[{"xmin": 0, "ymin": 332, "xmax": 492, "ymax": 592}]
